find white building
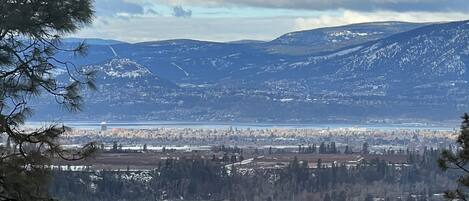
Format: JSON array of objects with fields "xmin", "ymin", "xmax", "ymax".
[{"xmin": 100, "ymin": 122, "xmax": 108, "ymax": 132}]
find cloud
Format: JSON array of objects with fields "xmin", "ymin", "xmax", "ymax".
[
  {"xmin": 146, "ymin": 9, "xmax": 160, "ymax": 15},
  {"xmin": 78, "ymin": 0, "xmax": 469, "ymax": 42},
  {"xmin": 294, "ymin": 10, "xmax": 469, "ymax": 30},
  {"xmin": 75, "ymin": 16, "xmax": 295, "ymax": 42},
  {"xmin": 74, "ymin": 9, "xmax": 469, "ymax": 43},
  {"xmin": 172, "ymin": 6, "xmax": 193, "ymax": 18},
  {"xmin": 94, "ymin": 0, "xmax": 145, "ymax": 16},
  {"xmin": 156, "ymin": 0, "xmax": 469, "ymax": 12}
]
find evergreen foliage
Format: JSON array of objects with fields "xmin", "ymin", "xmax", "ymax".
[
  {"xmin": 50, "ymin": 149, "xmax": 451, "ymax": 201},
  {"xmin": 0, "ymin": 1, "xmax": 96, "ymax": 200},
  {"xmin": 439, "ymin": 113, "xmax": 469, "ymax": 200}
]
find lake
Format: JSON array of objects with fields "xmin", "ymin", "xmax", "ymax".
[{"xmin": 25, "ymin": 121, "xmax": 457, "ymax": 131}]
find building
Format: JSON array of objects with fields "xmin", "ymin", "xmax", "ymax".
[{"xmin": 100, "ymin": 122, "xmax": 108, "ymax": 132}]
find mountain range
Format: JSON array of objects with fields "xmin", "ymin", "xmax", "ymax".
[{"xmin": 35, "ymin": 20, "xmax": 469, "ymax": 123}]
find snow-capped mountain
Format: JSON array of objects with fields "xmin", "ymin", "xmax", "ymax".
[
  {"xmin": 82, "ymin": 58, "xmax": 177, "ymax": 87},
  {"xmin": 93, "ymin": 58, "xmax": 153, "ymax": 79},
  {"xmin": 331, "ymin": 21, "xmax": 468, "ymax": 80},
  {"xmin": 266, "ymin": 21, "xmax": 426, "ymax": 55},
  {"xmin": 284, "ymin": 21, "xmax": 469, "ymax": 79},
  {"xmin": 273, "ymin": 22, "xmax": 424, "ymax": 46},
  {"xmin": 37, "ymin": 20, "xmax": 469, "ymax": 123}
]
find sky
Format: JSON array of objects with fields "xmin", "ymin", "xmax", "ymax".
[{"xmin": 73, "ymin": 0, "xmax": 469, "ymax": 43}]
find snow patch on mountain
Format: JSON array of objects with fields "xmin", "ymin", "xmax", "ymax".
[
  {"xmin": 321, "ymin": 45, "xmax": 364, "ymax": 59},
  {"xmin": 328, "ymin": 30, "xmax": 382, "ymax": 43},
  {"xmin": 333, "ymin": 21, "xmax": 469, "ymax": 78},
  {"xmin": 290, "ymin": 46, "xmax": 363, "ymax": 68},
  {"xmin": 463, "ymin": 48, "xmax": 469, "ymax": 55},
  {"xmin": 171, "ymin": 62, "xmax": 189, "ymax": 77},
  {"xmin": 98, "ymin": 59, "xmax": 153, "ymax": 78}
]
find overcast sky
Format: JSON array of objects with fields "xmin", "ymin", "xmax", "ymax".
[{"xmin": 72, "ymin": 0, "xmax": 469, "ymax": 43}]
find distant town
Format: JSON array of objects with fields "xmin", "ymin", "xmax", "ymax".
[
  {"xmin": 48, "ymin": 124, "xmax": 457, "ymax": 170},
  {"xmin": 34, "ymin": 124, "xmax": 457, "ymax": 200}
]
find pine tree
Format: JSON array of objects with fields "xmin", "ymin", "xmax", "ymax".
[
  {"xmin": 344, "ymin": 145, "xmax": 353, "ymax": 154},
  {"xmin": 319, "ymin": 142, "xmax": 326, "ymax": 154},
  {"xmin": 406, "ymin": 194, "xmax": 415, "ymax": 201},
  {"xmin": 439, "ymin": 113, "xmax": 469, "ymax": 200},
  {"xmin": 0, "ymin": 1, "xmax": 96, "ymax": 200},
  {"xmin": 323, "ymin": 193, "xmax": 331, "ymax": 201},
  {"xmin": 337, "ymin": 191, "xmax": 347, "ymax": 201},
  {"xmin": 113, "ymin": 141, "xmax": 118, "ymax": 152},
  {"xmin": 365, "ymin": 194, "xmax": 374, "ymax": 201},
  {"xmin": 317, "ymin": 158, "xmax": 322, "ymax": 169},
  {"xmin": 362, "ymin": 142, "xmax": 370, "ymax": 154}
]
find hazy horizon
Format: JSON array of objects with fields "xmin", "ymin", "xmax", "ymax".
[
  {"xmin": 72, "ymin": 0, "xmax": 469, "ymax": 43},
  {"xmin": 69, "ymin": 20, "xmax": 450, "ymax": 43}
]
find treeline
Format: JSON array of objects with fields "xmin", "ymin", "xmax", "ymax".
[{"xmin": 49, "ymin": 148, "xmax": 456, "ymax": 201}]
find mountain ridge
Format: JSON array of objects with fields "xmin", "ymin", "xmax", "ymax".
[{"xmin": 37, "ymin": 20, "xmax": 469, "ymax": 123}]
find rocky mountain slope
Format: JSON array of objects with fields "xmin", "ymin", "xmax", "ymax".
[
  {"xmin": 268, "ymin": 21, "xmax": 426, "ymax": 55},
  {"xmin": 35, "ymin": 20, "xmax": 469, "ymax": 123}
]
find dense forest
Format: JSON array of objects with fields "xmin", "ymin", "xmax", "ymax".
[{"xmin": 49, "ymin": 148, "xmax": 457, "ymax": 201}]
